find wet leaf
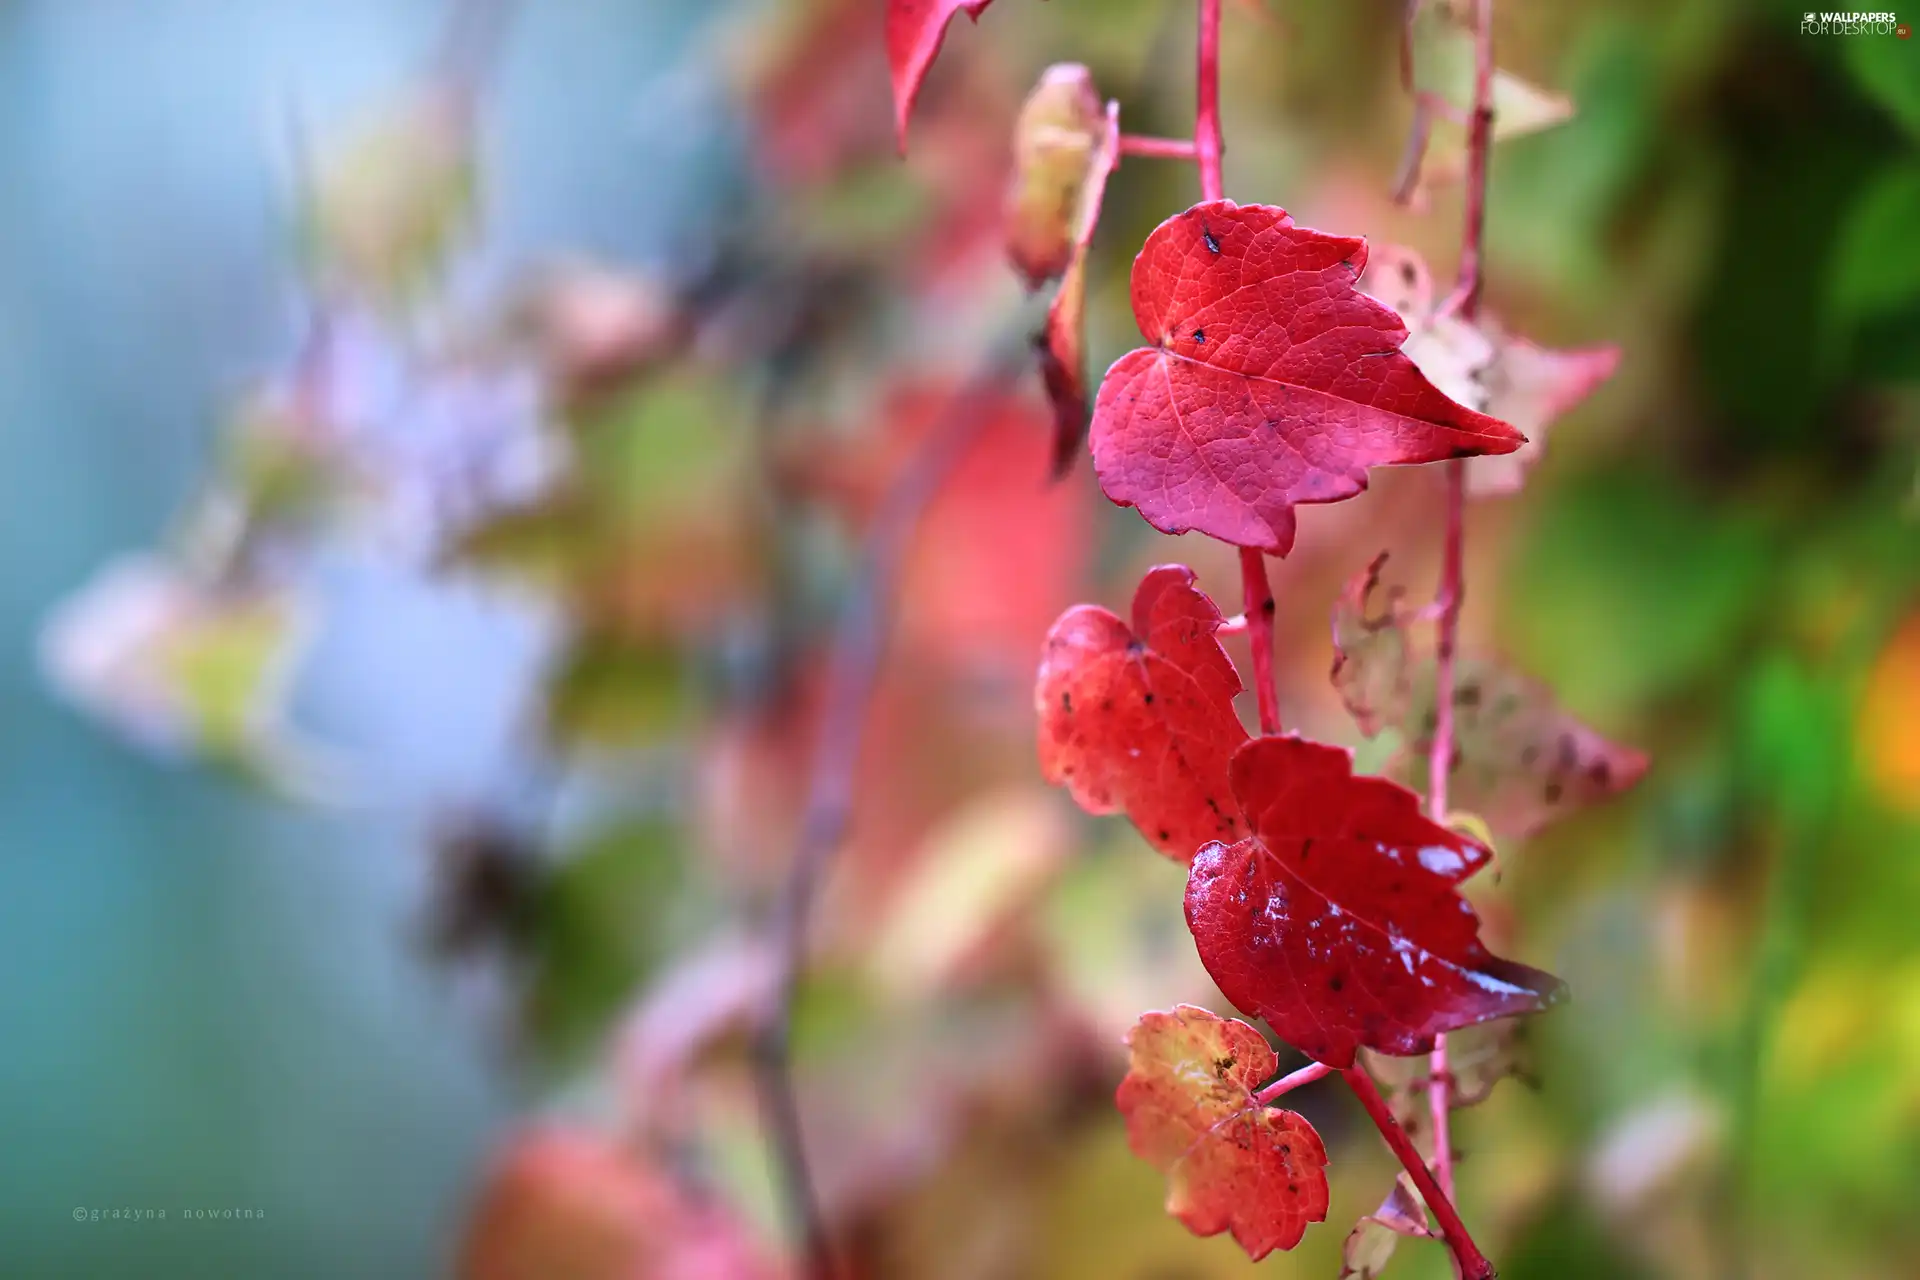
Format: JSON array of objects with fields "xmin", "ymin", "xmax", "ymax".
[
  {"xmin": 1116, "ymin": 1005, "xmax": 1331, "ymax": 1258},
  {"xmin": 1185, "ymin": 736, "xmax": 1564, "ymax": 1067},
  {"xmin": 1088, "ymin": 201, "xmax": 1522, "ymax": 555},
  {"xmin": 1036, "ymin": 565, "xmax": 1249, "ymax": 861}
]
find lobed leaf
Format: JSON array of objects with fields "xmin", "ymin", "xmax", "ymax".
[
  {"xmin": 1088, "ymin": 201, "xmax": 1523, "ymax": 555},
  {"xmin": 1116, "ymin": 1005, "xmax": 1331, "ymax": 1259},
  {"xmin": 1036, "ymin": 565, "xmax": 1249, "ymax": 861},
  {"xmin": 1185, "ymin": 736, "xmax": 1564, "ymax": 1067}
]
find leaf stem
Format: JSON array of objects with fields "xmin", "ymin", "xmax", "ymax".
[
  {"xmin": 1194, "ymin": 0, "xmax": 1225, "ymax": 203},
  {"xmin": 1254, "ymin": 1059, "xmax": 1333, "ymax": 1105},
  {"xmin": 1425, "ymin": 0, "xmax": 1494, "ymax": 1211},
  {"xmin": 1119, "ymin": 133, "xmax": 1199, "ymax": 159},
  {"xmin": 1238, "ymin": 547, "xmax": 1282, "ymax": 735},
  {"xmin": 751, "ymin": 335, "xmax": 1031, "ymax": 1280},
  {"xmin": 1342, "ymin": 1065, "xmax": 1495, "ymax": 1280}
]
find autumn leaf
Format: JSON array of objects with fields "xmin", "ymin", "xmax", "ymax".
[
  {"xmin": 1359, "ymin": 245, "xmax": 1620, "ymax": 496},
  {"xmin": 1036, "ymin": 565, "xmax": 1249, "ymax": 861},
  {"xmin": 1116, "ymin": 1005, "xmax": 1331, "ymax": 1259},
  {"xmin": 1185, "ymin": 735, "xmax": 1564, "ymax": 1067},
  {"xmin": 1088, "ymin": 201, "xmax": 1523, "ymax": 556},
  {"xmin": 1032, "ymin": 88, "xmax": 1119, "ymax": 477},
  {"xmin": 1339, "ymin": 1175, "xmax": 1432, "ymax": 1280},
  {"xmin": 1006, "ymin": 64, "xmax": 1109, "ymax": 288},
  {"xmin": 1330, "ymin": 553, "xmax": 1649, "ymax": 837},
  {"xmin": 887, "ymin": 0, "xmax": 996, "ymax": 150}
]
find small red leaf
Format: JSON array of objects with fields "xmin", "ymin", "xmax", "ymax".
[
  {"xmin": 1088, "ymin": 201, "xmax": 1523, "ymax": 555},
  {"xmin": 1185, "ymin": 736, "xmax": 1564, "ymax": 1067},
  {"xmin": 1036, "ymin": 565, "xmax": 1248, "ymax": 861},
  {"xmin": 1117, "ymin": 1005, "xmax": 1331, "ymax": 1259},
  {"xmin": 886, "ymin": 0, "xmax": 995, "ymax": 150}
]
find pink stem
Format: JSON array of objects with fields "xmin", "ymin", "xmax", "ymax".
[
  {"xmin": 1425, "ymin": 0, "xmax": 1494, "ymax": 1213},
  {"xmin": 1238, "ymin": 548, "xmax": 1281, "ymax": 735},
  {"xmin": 1119, "ymin": 133, "xmax": 1198, "ymax": 160},
  {"xmin": 1194, "ymin": 0, "xmax": 1225, "ymax": 203},
  {"xmin": 1342, "ymin": 1066, "xmax": 1495, "ymax": 1280},
  {"xmin": 1255, "ymin": 1060, "xmax": 1333, "ymax": 1106}
]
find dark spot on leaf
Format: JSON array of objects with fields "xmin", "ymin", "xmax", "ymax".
[
  {"xmin": 1400, "ymin": 261, "xmax": 1416, "ymax": 284},
  {"xmin": 1202, "ymin": 225, "xmax": 1221, "ymax": 254},
  {"xmin": 1060, "ymin": 692, "xmax": 1072, "ymax": 712},
  {"xmin": 1192, "ymin": 328, "xmax": 1205, "ymax": 344},
  {"xmin": 1544, "ymin": 781, "xmax": 1563, "ymax": 804},
  {"xmin": 1588, "ymin": 760, "xmax": 1611, "ymax": 786},
  {"xmin": 1329, "ymin": 974, "xmax": 1345, "ymax": 992},
  {"xmin": 1159, "ymin": 829, "xmax": 1171, "ymax": 841},
  {"xmin": 1456, "ymin": 682, "xmax": 1481, "ymax": 708},
  {"xmin": 1144, "ymin": 692, "xmax": 1156, "ymax": 705}
]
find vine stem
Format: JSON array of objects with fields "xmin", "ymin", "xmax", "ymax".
[
  {"xmin": 1254, "ymin": 1060, "xmax": 1333, "ymax": 1106},
  {"xmin": 751, "ymin": 337, "xmax": 1031, "ymax": 1280},
  {"xmin": 1120, "ymin": 133, "xmax": 1198, "ymax": 159},
  {"xmin": 1343, "ymin": 1066, "xmax": 1496, "ymax": 1280},
  {"xmin": 1425, "ymin": 0, "xmax": 1495, "ymax": 1215},
  {"xmin": 1191, "ymin": 0, "xmax": 1284, "ymax": 737}
]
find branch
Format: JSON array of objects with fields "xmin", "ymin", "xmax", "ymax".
[
  {"xmin": 1425, "ymin": 0, "xmax": 1495, "ymax": 1213},
  {"xmin": 1120, "ymin": 133, "xmax": 1199, "ymax": 160},
  {"xmin": 1342, "ymin": 1065, "xmax": 1495, "ymax": 1280},
  {"xmin": 1254, "ymin": 1060, "xmax": 1333, "ymax": 1106},
  {"xmin": 750, "ymin": 332, "xmax": 1032, "ymax": 1280}
]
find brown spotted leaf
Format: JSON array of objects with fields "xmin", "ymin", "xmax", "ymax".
[
  {"xmin": 1330, "ymin": 554, "xmax": 1648, "ymax": 838},
  {"xmin": 1116, "ymin": 1005, "xmax": 1331, "ymax": 1259},
  {"xmin": 1036, "ymin": 565, "xmax": 1248, "ymax": 861}
]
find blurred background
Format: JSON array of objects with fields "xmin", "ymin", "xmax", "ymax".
[{"xmin": 1, "ymin": 0, "xmax": 1916, "ymax": 1277}]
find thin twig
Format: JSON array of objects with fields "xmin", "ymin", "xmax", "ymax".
[
  {"xmin": 1254, "ymin": 1060, "xmax": 1333, "ymax": 1106},
  {"xmin": 750, "ymin": 333, "xmax": 1033, "ymax": 1280},
  {"xmin": 1425, "ymin": 0, "xmax": 1496, "ymax": 1218},
  {"xmin": 1343, "ymin": 1065, "xmax": 1495, "ymax": 1280},
  {"xmin": 1120, "ymin": 134, "xmax": 1199, "ymax": 160}
]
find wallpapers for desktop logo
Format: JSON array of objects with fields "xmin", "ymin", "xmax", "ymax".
[{"xmin": 1800, "ymin": 10, "xmax": 1908, "ymax": 34}]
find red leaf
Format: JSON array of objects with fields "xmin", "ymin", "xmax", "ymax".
[
  {"xmin": 1088, "ymin": 201, "xmax": 1523, "ymax": 555},
  {"xmin": 1116, "ymin": 1005, "xmax": 1331, "ymax": 1259},
  {"xmin": 887, "ymin": 0, "xmax": 995, "ymax": 150},
  {"xmin": 1185, "ymin": 736, "xmax": 1564, "ymax": 1067},
  {"xmin": 1036, "ymin": 565, "xmax": 1249, "ymax": 861}
]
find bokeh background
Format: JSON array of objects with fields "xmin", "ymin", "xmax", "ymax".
[{"xmin": 2, "ymin": 1, "xmax": 1916, "ymax": 1277}]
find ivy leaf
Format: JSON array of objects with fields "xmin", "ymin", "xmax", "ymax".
[
  {"xmin": 1034, "ymin": 91, "xmax": 1120, "ymax": 477},
  {"xmin": 1116, "ymin": 1005, "xmax": 1331, "ymax": 1259},
  {"xmin": 1330, "ymin": 553, "xmax": 1649, "ymax": 838},
  {"xmin": 1036, "ymin": 565, "xmax": 1249, "ymax": 861},
  {"xmin": 1088, "ymin": 201, "xmax": 1523, "ymax": 555},
  {"xmin": 1359, "ymin": 245, "xmax": 1619, "ymax": 496},
  {"xmin": 1185, "ymin": 736, "xmax": 1564, "ymax": 1067},
  {"xmin": 1339, "ymin": 1175, "xmax": 1433, "ymax": 1280},
  {"xmin": 887, "ymin": 0, "xmax": 996, "ymax": 150}
]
